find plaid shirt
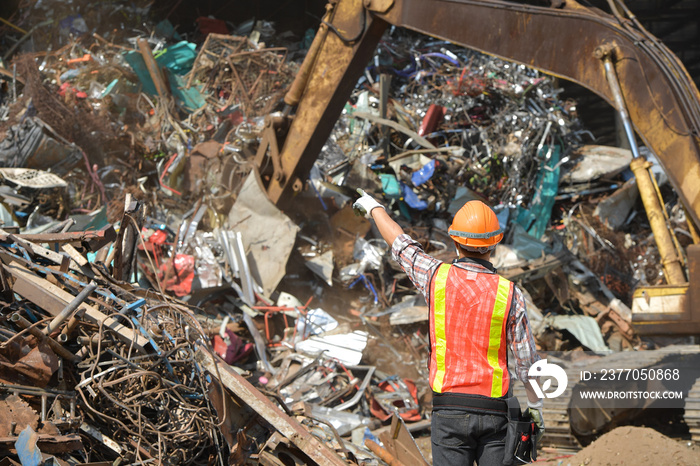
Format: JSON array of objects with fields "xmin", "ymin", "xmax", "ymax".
[{"xmin": 391, "ymin": 234, "xmax": 540, "ymax": 381}]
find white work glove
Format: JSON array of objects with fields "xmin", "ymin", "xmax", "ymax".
[
  {"xmin": 527, "ymin": 399, "xmax": 545, "ymax": 444},
  {"xmin": 352, "ymin": 189, "xmax": 384, "ymax": 219}
]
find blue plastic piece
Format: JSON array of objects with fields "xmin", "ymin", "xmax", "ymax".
[
  {"xmin": 23, "ymin": 306, "xmax": 38, "ymax": 323},
  {"xmin": 401, "ymin": 183, "xmax": 429, "ymax": 210},
  {"xmin": 59, "ymin": 68, "xmax": 81, "ymax": 82},
  {"xmin": 348, "ymin": 274, "xmax": 378, "ymax": 304},
  {"xmin": 125, "ymin": 298, "xmax": 147, "ymax": 313},
  {"xmin": 411, "ymin": 159, "xmax": 436, "ymax": 186},
  {"xmin": 16, "ymin": 426, "xmax": 42, "ymax": 466},
  {"xmin": 363, "ymin": 427, "xmax": 380, "ymax": 445}
]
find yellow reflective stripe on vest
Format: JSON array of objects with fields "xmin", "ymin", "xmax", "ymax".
[
  {"xmin": 432, "ymin": 263, "xmax": 451, "ymax": 393},
  {"xmin": 487, "ymin": 276, "xmax": 511, "ymax": 397}
]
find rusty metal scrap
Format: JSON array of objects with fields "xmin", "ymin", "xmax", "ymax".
[
  {"xmin": 186, "ymin": 33, "xmax": 295, "ymax": 117},
  {"xmin": 0, "ymin": 218, "xmax": 399, "ymax": 464},
  {"xmin": 0, "ymin": 237, "xmax": 228, "ymax": 463},
  {"xmin": 76, "ymin": 308, "xmax": 222, "ymax": 464},
  {"xmin": 196, "ymin": 348, "xmax": 349, "ymax": 466},
  {"xmin": 3, "ymin": 0, "xmax": 700, "ymax": 462}
]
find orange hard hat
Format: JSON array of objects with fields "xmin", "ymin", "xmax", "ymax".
[{"xmin": 449, "ymin": 200, "xmax": 503, "ymax": 249}]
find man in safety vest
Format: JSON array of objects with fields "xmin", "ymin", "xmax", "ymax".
[{"xmin": 353, "ymin": 192, "xmax": 544, "ymax": 465}]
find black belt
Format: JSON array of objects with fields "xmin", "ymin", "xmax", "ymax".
[{"xmin": 432, "ymin": 392, "xmax": 508, "ymax": 414}]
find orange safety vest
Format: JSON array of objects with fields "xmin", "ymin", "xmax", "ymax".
[{"xmin": 429, "ymin": 263, "xmax": 514, "ymax": 397}]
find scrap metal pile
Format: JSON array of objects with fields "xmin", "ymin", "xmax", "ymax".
[
  {"xmin": 0, "ymin": 0, "xmax": 697, "ymax": 463},
  {"xmin": 308, "ymin": 29, "xmax": 667, "ymax": 354}
]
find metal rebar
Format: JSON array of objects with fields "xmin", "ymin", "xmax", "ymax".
[
  {"xmin": 60, "ymin": 309, "xmax": 84, "ymax": 339},
  {"xmin": 10, "ymin": 313, "xmax": 79, "ymax": 362},
  {"xmin": 44, "ymin": 283, "xmax": 97, "ymax": 336}
]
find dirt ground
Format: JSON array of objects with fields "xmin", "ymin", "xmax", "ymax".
[{"xmin": 536, "ymin": 426, "xmax": 700, "ymax": 466}]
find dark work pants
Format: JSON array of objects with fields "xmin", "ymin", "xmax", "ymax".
[{"xmin": 431, "ymin": 408, "xmax": 508, "ymax": 465}]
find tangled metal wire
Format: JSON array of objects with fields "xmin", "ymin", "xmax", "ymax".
[{"xmin": 75, "ymin": 303, "xmax": 224, "ymax": 465}]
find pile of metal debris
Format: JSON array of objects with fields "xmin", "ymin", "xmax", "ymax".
[{"xmin": 1, "ymin": 0, "xmax": 699, "ymax": 464}]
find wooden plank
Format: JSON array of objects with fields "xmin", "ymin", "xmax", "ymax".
[
  {"xmin": 378, "ymin": 414, "xmax": 429, "ymax": 466},
  {"xmin": 0, "ymin": 228, "xmax": 95, "ymax": 277},
  {"xmin": 61, "ymin": 243, "xmax": 88, "ymax": 267},
  {"xmin": 195, "ymin": 348, "xmax": 347, "ymax": 466},
  {"xmin": 5, "ymin": 262, "xmax": 149, "ymax": 354}
]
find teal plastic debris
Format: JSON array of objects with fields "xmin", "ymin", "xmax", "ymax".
[
  {"xmin": 380, "ymin": 174, "xmax": 401, "ymax": 199},
  {"xmin": 155, "ymin": 19, "xmax": 183, "ymax": 41},
  {"xmin": 69, "ymin": 206, "xmax": 109, "ymax": 232},
  {"xmin": 100, "ymin": 78, "xmax": 120, "ymax": 98},
  {"xmin": 515, "ymin": 145, "xmax": 561, "ymax": 239},
  {"xmin": 124, "ymin": 41, "xmax": 205, "ymax": 112},
  {"xmin": 168, "ymin": 73, "xmax": 207, "ymax": 112},
  {"xmin": 302, "ymin": 28, "xmax": 315, "ymax": 49},
  {"xmin": 152, "ymin": 41, "xmax": 198, "ymax": 75}
]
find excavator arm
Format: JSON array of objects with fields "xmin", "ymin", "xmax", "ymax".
[
  {"xmin": 264, "ymin": 0, "xmax": 700, "ymax": 224},
  {"xmin": 253, "ymin": 0, "xmax": 700, "ymax": 332}
]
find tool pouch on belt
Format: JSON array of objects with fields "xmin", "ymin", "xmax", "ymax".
[{"xmin": 503, "ymin": 396, "xmax": 538, "ymax": 465}]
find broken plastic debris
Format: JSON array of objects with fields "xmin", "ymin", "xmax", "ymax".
[{"xmin": 295, "ymin": 330, "xmax": 369, "ymax": 365}]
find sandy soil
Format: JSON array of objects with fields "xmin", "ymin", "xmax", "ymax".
[{"xmin": 536, "ymin": 426, "xmax": 700, "ymax": 466}]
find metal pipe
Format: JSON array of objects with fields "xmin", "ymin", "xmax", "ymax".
[
  {"xmin": 10, "ymin": 313, "xmax": 79, "ymax": 362},
  {"xmin": 44, "ymin": 283, "xmax": 97, "ymax": 336},
  {"xmin": 74, "ymin": 346, "xmax": 89, "ymax": 361},
  {"xmin": 336, "ymin": 366, "xmax": 375, "ymax": 411},
  {"xmin": 41, "ymin": 395, "xmax": 47, "ymax": 422},
  {"xmin": 0, "ymin": 382, "xmax": 76, "ymax": 397},
  {"xmin": 233, "ymin": 231, "xmax": 256, "ymax": 306},
  {"xmin": 76, "ymin": 334, "xmax": 102, "ymax": 346},
  {"xmin": 60, "ymin": 309, "xmax": 85, "ymax": 339},
  {"xmin": 365, "ymin": 439, "xmax": 404, "ymax": 466},
  {"xmin": 596, "ymin": 48, "xmax": 640, "ymax": 159}
]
